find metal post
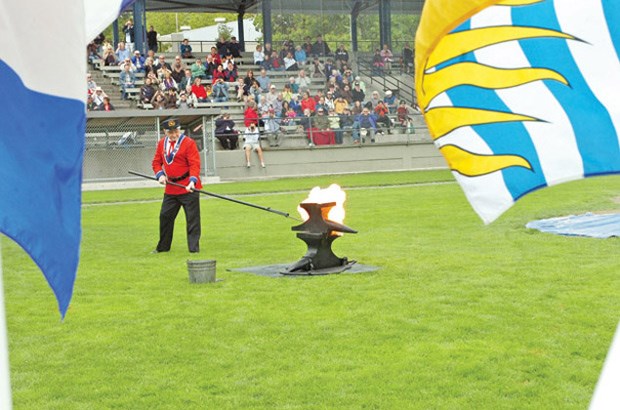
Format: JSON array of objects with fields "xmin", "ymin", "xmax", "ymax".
[
  {"xmin": 112, "ymin": 20, "xmax": 119, "ymax": 48},
  {"xmin": 237, "ymin": 12, "xmax": 246, "ymax": 52},
  {"xmin": 133, "ymin": 0, "xmax": 146, "ymax": 54},
  {"xmin": 351, "ymin": 15, "xmax": 358, "ymax": 53},
  {"xmin": 0, "ymin": 240, "xmax": 13, "ymax": 410},
  {"xmin": 207, "ymin": 116, "xmax": 216, "ymax": 177},
  {"xmin": 262, "ymin": 0, "xmax": 272, "ymax": 47},
  {"xmin": 379, "ymin": 0, "xmax": 392, "ymax": 50}
]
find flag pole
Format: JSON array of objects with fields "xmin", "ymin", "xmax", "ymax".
[{"xmin": 0, "ymin": 239, "xmax": 13, "ymax": 409}]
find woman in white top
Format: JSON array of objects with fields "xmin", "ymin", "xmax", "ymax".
[
  {"xmin": 243, "ymin": 123, "xmax": 265, "ymax": 168},
  {"xmin": 253, "ymin": 44, "xmax": 265, "ymax": 66}
]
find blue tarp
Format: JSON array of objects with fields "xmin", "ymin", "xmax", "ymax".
[{"xmin": 526, "ymin": 213, "xmax": 620, "ymax": 238}]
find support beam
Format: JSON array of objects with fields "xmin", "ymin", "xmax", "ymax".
[
  {"xmin": 379, "ymin": 0, "xmax": 392, "ymax": 50},
  {"xmin": 351, "ymin": 15, "xmax": 358, "ymax": 52},
  {"xmin": 133, "ymin": 0, "xmax": 147, "ymax": 54},
  {"xmin": 237, "ymin": 11, "xmax": 245, "ymax": 52},
  {"xmin": 261, "ymin": 0, "xmax": 272, "ymax": 47},
  {"xmin": 113, "ymin": 20, "xmax": 120, "ymax": 48}
]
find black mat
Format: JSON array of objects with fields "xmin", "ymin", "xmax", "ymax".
[{"xmin": 228, "ymin": 263, "xmax": 380, "ymax": 278}]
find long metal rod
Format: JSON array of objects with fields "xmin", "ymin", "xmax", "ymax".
[{"xmin": 128, "ymin": 171, "xmax": 300, "ymax": 221}]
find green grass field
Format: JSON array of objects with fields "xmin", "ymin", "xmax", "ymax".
[{"xmin": 3, "ymin": 170, "xmax": 619, "ymax": 409}]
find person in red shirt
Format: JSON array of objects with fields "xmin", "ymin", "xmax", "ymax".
[
  {"xmin": 191, "ymin": 77, "xmax": 209, "ymax": 102},
  {"xmin": 151, "ymin": 118, "xmax": 202, "ymax": 253},
  {"xmin": 300, "ymin": 91, "xmax": 316, "ymax": 113},
  {"xmin": 244, "ymin": 100, "xmax": 259, "ymax": 127}
]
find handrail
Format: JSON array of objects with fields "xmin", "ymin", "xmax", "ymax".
[{"xmin": 356, "ymin": 57, "xmax": 416, "ymax": 105}]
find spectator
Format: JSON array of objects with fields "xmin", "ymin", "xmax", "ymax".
[
  {"xmin": 396, "ymin": 100, "xmax": 415, "ymax": 132},
  {"xmin": 333, "ymin": 95, "xmax": 348, "ymax": 114},
  {"xmin": 355, "ymin": 76, "xmax": 367, "ymax": 92},
  {"xmin": 234, "ymin": 78, "xmax": 247, "ymax": 102},
  {"xmin": 374, "ymin": 100, "xmax": 392, "ymax": 134},
  {"xmin": 295, "ymin": 69, "xmax": 311, "ymax": 91},
  {"xmin": 355, "ymin": 107, "xmax": 378, "ymax": 143},
  {"xmin": 380, "ymin": 44, "xmax": 394, "ymax": 74},
  {"xmin": 324, "ymin": 60, "xmax": 336, "ymax": 80},
  {"xmin": 270, "ymin": 51, "xmax": 285, "ymax": 71},
  {"xmin": 369, "ymin": 90, "xmax": 382, "ymax": 109},
  {"xmin": 288, "ymin": 76, "xmax": 299, "ymax": 94},
  {"xmin": 92, "ymin": 86, "xmax": 107, "ymax": 108},
  {"xmin": 351, "ymin": 82, "xmax": 365, "ymax": 103},
  {"xmin": 87, "ymin": 42, "xmax": 102, "ymax": 64},
  {"xmin": 282, "ymin": 84, "xmax": 294, "ymax": 103},
  {"xmin": 140, "ymin": 77, "xmax": 157, "ymax": 105},
  {"xmin": 243, "ymin": 123, "xmax": 265, "ymax": 168},
  {"xmin": 180, "ymin": 39, "xmax": 194, "ymax": 59},
  {"xmin": 184, "ymin": 86, "xmax": 198, "ymax": 108},
  {"xmin": 384, "ymin": 90, "xmax": 397, "ymax": 113},
  {"xmin": 119, "ymin": 57, "xmax": 137, "ymax": 73},
  {"xmin": 155, "ymin": 55, "xmax": 172, "ymax": 72},
  {"xmin": 86, "ymin": 73, "xmax": 98, "ymax": 95},
  {"xmin": 101, "ymin": 96, "xmax": 115, "ymax": 111},
  {"xmin": 295, "ymin": 45, "xmax": 307, "ymax": 66},
  {"xmin": 342, "ymin": 68, "xmax": 354, "ymax": 85},
  {"xmin": 115, "ymin": 42, "xmax": 130, "ymax": 63},
  {"xmin": 86, "ymin": 94, "xmax": 97, "ymax": 111},
  {"xmin": 284, "ymin": 52, "xmax": 298, "ymax": 71},
  {"xmin": 215, "ymin": 113, "xmax": 239, "ymax": 150},
  {"xmin": 290, "ymin": 94, "xmax": 302, "ymax": 115},
  {"xmin": 216, "ymin": 36, "xmax": 229, "ymax": 57},
  {"xmin": 258, "ymin": 95, "xmax": 270, "ymax": 118},
  {"xmin": 272, "ymin": 93, "xmax": 285, "ymax": 115},
  {"xmin": 256, "ymin": 68, "xmax": 271, "ymax": 93},
  {"xmin": 263, "ymin": 108, "xmax": 282, "ymax": 147},
  {"xmin": 339, "ymin": 107, "xmax": 356, "ymax": 143},
  {"xmin": 164, "ymin": 89, "xmax": 178, "ymax": 109},
  {"xmin": 160, "ymin": 71, "xmax": 178, "ymax": 92},
  {"xmin": 204, "ymin": 55, "xmax": 216, "ymax": 78},
  {"xmin": 131, "ymin": 50, "xmax": 146, "ymax": 72},
  {"xmin": 123, "ymin": 20, "xmax": 135, "ymax": 52},
  {"xmin": 311, "ymin": 58, "xmax": 325, "ymax": 78},
  {"xmin": 253, "ymin": 44, "xmax": 265, "ymax": 65},
  {"xmin": 146, "ymin": 71, "xmax": 160, "ymax": 88},
  {"xmin": 263, "ymin": 43, "xmax": 274, "ymax": 58},
  {"xmin": 179, "ymin": 69, "xmax": 194, "ymax": 91},
  {"xmin": 265, "ymin": 84, "xmax": 279, "ymax": 107},
  {"xmin": 315, "ymin": 96, "xmax": 327, "ymax": 113},
  {"xmin": 212, "ymin": 64, "xmax": 226, "ymax": 82},
  {"xmin": 312, "ymin": 35, "xmax": 331, "ymax": 56},
  {"xmin": 177, "ymin": 91, "xmax": 193, "ymax": 109},
  {"xmin": 248, "ymin": 80, "xmax": 261, "ymax": 104},
  {"xmin": 328, "ymin": 108, "xmax": 342, "ymax": 144},
  {"xmin": 170, "ymin": 56, "xmax": 185, "ymax": 83},
  {"xmin": 224, "ymin": 61, "xmax": 238, "ymax": 82},
  {"xmin": 402, "ymin": 43, "xmax": 414, "ymax": 74},
  {"xmin": 298, "ymin": 108, "xmax": 314, "ymax": 133},
  {"xmin": 119, "ymin": 64, "xmax": 136, "ymax": 100},
  {"xmin": 372, "ymin": 49, "xmax": 385, "ymax": 75},
  {"xmin": 191, "ymin": 77, "xmax": 209, "ymax": 103},
  {"xmin": 340, "ymin": 84, "xmax": 353, "ymax": 104},
  {"xmin": 313, "ymin": 107, "xmax": 330, "ymax": 130},
  {"xmin": 211, "ymin": 78, "xmax": 229, "ymax": 102},
  {"xmin": 352, "ymin": 100, "xmax": 364, "ymax": 115},
  {"xmin": 151, "ymin": 90, "xmax": 166, "ymax": 109},
  {"xmin": 229, "ymin": 36, "xmax": 242, "ymax": 58},
  {"xmin": 244, "ymin": 100, "xmax": 259, "ymax": 127},
  {"xmin": 103, "ymin": 45, "xmax": 117, "ymax": 66},
  {"xmin": 261, "ymin": 53, "xmax": 273, "ymax": 71},
  {"xmin": 147, "ymin": 25, "xmax": 158, "ymax": 52},
  {"xmin": 324, "ymin": 92, "xmax": 335, "ymax": 112},
  {"xmin": 144, "ymin": 57, "xmax": 156, "ymax": 77},
  {"xmin": 191, "ymin": 58, "xmax": 207, "ymax": 79},
  {"xmin": 334, "ymin": 44, "xmax": 349, "ymax": 69},
  {"xmin": 282, "ymin": 101, "xmax": 296, "ymax": 124},
  {"xmin": 243, "ymin": 70, "xmax": 256, "ymax": 91},
  {"xmin": 300, "ymin": 91, "xmax": 316, "ymax": 113},
  {"xmin": 209, "ymin": 46, "xmax": 222, "ymax": 66},
  {"xmin": 302, "ymin": 37, "xmax": 313, "ymax": 56}
]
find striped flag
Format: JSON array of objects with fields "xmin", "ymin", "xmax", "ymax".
[
  {"xmin": 0, "ymin": 0, "xmax": 135, "ymax": 318},
  {"xmin": 415, "ymin": 0, "xmax": 620, "ymax": 223}
]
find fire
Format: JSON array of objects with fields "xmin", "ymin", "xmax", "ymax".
[{"xmin": 298, "ymin": 184, "xmax": 346, "ymax": 223}]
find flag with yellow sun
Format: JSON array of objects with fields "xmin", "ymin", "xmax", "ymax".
[{"xmin": 415, "ymin": 0, "xmax": 620, "ymax": 223}]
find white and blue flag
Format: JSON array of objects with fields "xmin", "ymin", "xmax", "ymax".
[{"xmin": 0, "ymin": 0, "xmax": 134, "ymax": 318}]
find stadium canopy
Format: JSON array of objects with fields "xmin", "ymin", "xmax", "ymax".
[{"xmin": 122, "ymin": 0, "xmax": 424, "ymax": 52}]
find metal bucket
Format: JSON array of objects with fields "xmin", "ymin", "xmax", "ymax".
[{"xmin": 187, "ymin": 259, "xmax": 216, "ymax": 283}]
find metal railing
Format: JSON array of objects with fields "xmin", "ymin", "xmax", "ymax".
[{"xmin": 356, "ymin": 57, "xmax": 416, "ymax": 105}]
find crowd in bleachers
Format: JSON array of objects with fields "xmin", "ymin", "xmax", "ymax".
[{"xmin": 87, "ymin": 31, "xmax": 418, "ymax": 149}]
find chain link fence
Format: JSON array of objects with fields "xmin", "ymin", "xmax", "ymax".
[{"xmin": 84, "ymin": 113, "xmax": 216, "ymax": 182}]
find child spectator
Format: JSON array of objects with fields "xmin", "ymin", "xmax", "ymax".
[
  {"xmin": 380, "ymin": 44, "xmax": 394, "ymax": 74},
  {"xmin": 284, "ymin": 52, "xmax": 299, "ymax": 71},
  {"xmin": 254, "ymin": 44, "xmax": 265, "ymax": 65},
  {"xmin": 244, "ymin": 100, "xmax": 259, "ymax": 127},
  {"xmin": 295, "ymin": 45, "xmax": 307, "ymax": 66},
  {"xmin": 180, "ymin": 39, "xmax": 194, "ymax": 59},
  {"xmin": 191, "ymin": 77, "xmax": 209, "ymax": 102}
]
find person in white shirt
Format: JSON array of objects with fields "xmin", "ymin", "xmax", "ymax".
[{"xmin": 243, "ymin": 123, "xmax": 265, "ymax": 168}]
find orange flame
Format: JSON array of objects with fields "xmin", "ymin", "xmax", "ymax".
[{"xmin": 298, "ymin": 184, "xmax": 347, "ymax": 224}]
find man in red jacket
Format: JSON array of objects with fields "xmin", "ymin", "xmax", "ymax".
[{"xmin": 151, "ymin": 118, "xmax": 202, "ymax": 253}]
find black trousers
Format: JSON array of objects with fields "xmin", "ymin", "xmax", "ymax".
[{"xmin": 157, "ymin": 192, "xmax": 201, "ymax": 252}]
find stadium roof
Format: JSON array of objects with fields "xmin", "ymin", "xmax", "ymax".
[{"xmin": 143, "ymin": 0, "xmax": 424, "ymax": 14}]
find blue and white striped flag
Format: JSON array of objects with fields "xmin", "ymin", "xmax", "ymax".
[
  {"xmin": 0, "ymin": 0, "xmax": 134, "ymax": 318},
  {"xmin": 415, "ymin": 0, "xmax": 620, "ymax": 223}
]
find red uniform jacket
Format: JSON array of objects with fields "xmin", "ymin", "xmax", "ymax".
[{"xmin": 152, "ymin": 134, "xmax": 202, "ymax": 195}]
